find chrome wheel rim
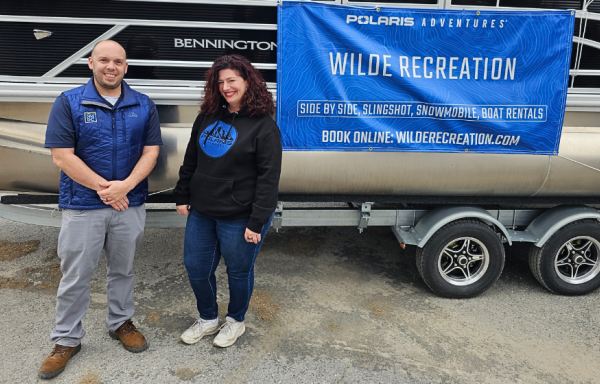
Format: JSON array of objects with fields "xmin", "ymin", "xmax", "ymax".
[
  {"xmin": 554, "ymin": 236, "xmax": 600, "ymax": 284},
  {"xmin": 438, "ymin": 237, "xmax": 490, "ymax": 286}
]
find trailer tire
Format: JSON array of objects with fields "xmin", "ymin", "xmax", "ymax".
[
  {"xmin": 416, "ymin": 219, "xmax": 505, "ymax": 298},
  {"xmin": 528, "ymin": 220, "xmax": 600, "ymax": 295},
  {"xmin": 416, "ymin": 247, "xmax": 424, "ymax": 277}
]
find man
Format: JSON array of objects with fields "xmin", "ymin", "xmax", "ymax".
[{"xmin": 39, "ymin": 40, "xmax": 162, "ymax": 379}]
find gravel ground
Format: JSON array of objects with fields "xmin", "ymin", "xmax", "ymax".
[{"xmin": 1, "ymin": 212, "xmax": 600, "ymax": 384}]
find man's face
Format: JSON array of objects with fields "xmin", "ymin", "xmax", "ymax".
[{"xmin": 88, "ymin": 41, "xmax": 128, "ymax": 93}]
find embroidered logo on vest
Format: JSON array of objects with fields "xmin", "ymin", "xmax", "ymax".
[
  {"xmin": 199, "ymin": 121, "xmax": 237, "ymax": 158},
  {"xmin": 84, "ymin": 112, "xmax": 97, "ymax": 123}
]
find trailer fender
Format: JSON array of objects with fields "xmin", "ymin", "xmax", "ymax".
[
  {"xmin": 411, "ymin": 206, "xmax": 512, "ymax": 248},
  {"xmin": 526, "ymin": 206, "xmax": 600, "ymax": 247}
]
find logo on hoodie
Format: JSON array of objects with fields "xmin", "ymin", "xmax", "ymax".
[{"xmin": 199, "ymin": 120, "xmax": 237, "ymax": 158}]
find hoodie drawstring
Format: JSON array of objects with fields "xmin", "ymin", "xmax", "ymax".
[{"xmin": 220, "ymin": 105, "xmax": 237, "ymax": 137}]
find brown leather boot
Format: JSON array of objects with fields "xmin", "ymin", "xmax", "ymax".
[
  {"xmin": 39, "ymin": 344, "xmax": 81, "ymax": 379},
  {"xmin": 109, "ymin": 319, "xmax": 148, "ymax": 353}
]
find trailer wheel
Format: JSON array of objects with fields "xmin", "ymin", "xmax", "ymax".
[
  {"xmin": 416, "ymin": 219, "xmax": 505, "ymax": 298},
  {"xmin": 528, "ymin": 220, "xmax": 600, "ymax": 295}
]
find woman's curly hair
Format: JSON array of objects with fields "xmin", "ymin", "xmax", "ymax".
[{"xmin": 200, "ymin": 54, "xmax": 274, "ymax": 117}]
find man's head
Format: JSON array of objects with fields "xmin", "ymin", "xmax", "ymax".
[{"xmin": 88, "ymin": 40, "xmax": 128, "ymax": 96}]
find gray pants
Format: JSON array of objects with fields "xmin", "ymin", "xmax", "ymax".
[{"xmin": 51, "ymin": 205, "xmax": 146, "ymax": 347}]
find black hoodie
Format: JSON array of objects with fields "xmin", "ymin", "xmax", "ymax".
[{"xmin": 173, "ymin": 106, "xmax": 282, "ymax": 233}]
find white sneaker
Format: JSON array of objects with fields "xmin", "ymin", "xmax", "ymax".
[
  {"xmin": 213, "ymin": 317, "xmax": 245, "ymax": 348},
  {"xmin": 180, "ymin": 318, "xmax": 219, "ymax": 344}
]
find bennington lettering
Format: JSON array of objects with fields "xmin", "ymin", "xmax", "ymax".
[{"xmin": 174, "ymin": 39, "xmax": 276, "ymax": 50}]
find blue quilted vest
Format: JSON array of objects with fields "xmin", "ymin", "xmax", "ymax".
[{"xmin": 58, "ymin": 79, "xmax": 152, "ymax": 209}]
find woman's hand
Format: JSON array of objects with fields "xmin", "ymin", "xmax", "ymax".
[
  {"xmin": 244, "ymin": 228, "xmax": 261, "ymax": 244},
  {"xmin": 176, "ymin": 205, "xmax": 191, "ymax": 216}
]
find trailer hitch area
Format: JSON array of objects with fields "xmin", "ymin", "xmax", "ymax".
[
  {"xmin": 358, "ymin": 202, "xmax": 373, "ymax": 233},
  {"xmin": 272, "ymin": 201, "xmax": 283, "ymax": 232}
]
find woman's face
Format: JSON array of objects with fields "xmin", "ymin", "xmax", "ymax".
[{"xmin": 218, "ymin": 68, "xmax": 248, "ymax": 112}]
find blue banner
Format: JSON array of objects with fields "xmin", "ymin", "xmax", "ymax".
[{"xmin": 276, "ymin": 2, "xmax": 574, "ymax": 155}]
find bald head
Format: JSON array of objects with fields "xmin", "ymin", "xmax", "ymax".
[
  {"xmin": 88, "ymin": 40, "xmax": 128, "ymax": 97},
  {"xmin": 91, "ymin": 40, "xmax": 126, "ymax": 60}
]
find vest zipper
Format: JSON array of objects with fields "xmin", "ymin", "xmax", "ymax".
[
  {"xmin": 122, "ymin": 110, "xmax": 127, "ymax": 146},
  {"xmin": 112, "ymin": 110, "xmax": 117, "ymax": 180}
]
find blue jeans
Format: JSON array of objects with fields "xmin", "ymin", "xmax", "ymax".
[{"xmin": 183, "ymin": 209, "xmax": 273, "ymax": 322}]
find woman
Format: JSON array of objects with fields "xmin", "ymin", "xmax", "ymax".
[{"xmin": 173, "ymin": 55, "xmax": 282, "ymax": 348}]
